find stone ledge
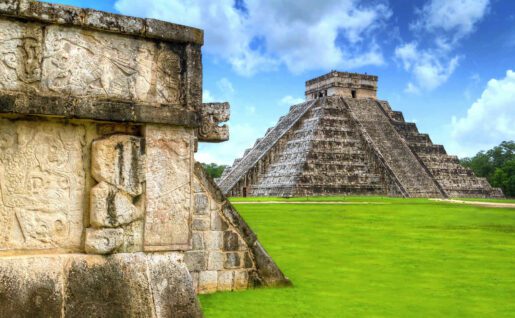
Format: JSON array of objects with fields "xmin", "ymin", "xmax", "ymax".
[
  {"xmin": 0, "ymin": 92, "xmax": 200, "ymax": 127},
  {"xmin": 0, "ymin": 253, "xmax": 202, "ymax": 317},
  {"xmin": 0, "ymin": 0, "xmax": 203, "ymax": 45}
]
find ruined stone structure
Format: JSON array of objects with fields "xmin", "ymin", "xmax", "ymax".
[
  {"xmin": 219, "ymin": 71, "xmax": 503, "ymax": 198},
  {"xmin": 0, "ymin": 1, "xmax": 289, "ymax": 316}
]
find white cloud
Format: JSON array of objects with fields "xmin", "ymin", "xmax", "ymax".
[
  {"xmin": 450, "ymin": 70, "xmax": 515, "ymax": 156},
  {"xmin": 412, "ymin": 0, "xmax": 490, "ymax": 43},
  {"xmin": 114, "ymin": 0, "xmax": 392, "ymax": 76},
  {"xmin": 203, "ymin": 89, "xmax": 216, "ymax": 103},
  {"xmin": 203, "ymin": 78, "xmax": 235, "ymax": 102},
  {"xmin": 279, "ymin": 95, "xmax": 305, "ymax": 106},
  {"xmin": 395, "ymin": 42, "xmax": 460, "ymax": 92},
  {"xmin": 396, "ymin": 0, "xmax": 489, "ymax": 93},
  {"xmin": 217, "ymin": 78, "xmax": 235, "ymax": 96}
]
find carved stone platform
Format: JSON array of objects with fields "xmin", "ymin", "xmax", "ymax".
[{"xmin": 0, "ymin": 1, "xmax": 289, "ymax": 316}]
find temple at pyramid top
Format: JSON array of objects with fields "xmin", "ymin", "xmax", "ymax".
[{"xmin": 305, "ymin": 71, "xmax": 378, "ymax": 100}]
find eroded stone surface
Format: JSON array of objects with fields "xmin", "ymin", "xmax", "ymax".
[
  {"xmin": 0, "ymin": 253, "xmax": 202, "ymax": 318},
  {"xmin": 0, "ymin": 19, "xmax": 182, "ymax": 105},
  {"xmin": 92, "ymin": 134, "xmax": 144, "ymax": 196},
  {"xmin": 144, "ymin": 125, "xmax": 193, "ymax": 251},
  {"xmin": 0, "ymin": 20, "xmax": 43, "ymax": 92},
  {"xmin": 84, "ymin": 228, "xmax": 124, "ymax": 254},
  {"xmin": 0, "ymin": 119, "xmax": 85, "ymax": 251},
  {"xmin": 198, "ymin": 102, "xmax": 230, "ymax": 142},
  {"xmin": 186, "ymin": 162, "xmax": 292, "ymax": 293},
  {"xmin": 90, "ymin": 181, "xmax": 142, "ymax": 228}
]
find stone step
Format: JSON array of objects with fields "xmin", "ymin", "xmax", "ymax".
[{"xmin": 345, "ymin": 98, "xmax": 444, "ymax": 198}]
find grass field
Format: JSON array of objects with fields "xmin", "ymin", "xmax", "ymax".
[
  {"xmin": 199, "ymin": 198, "xmax": 515, "ymax": 317},
  {"xmin": 229, "ymin": 196, "xmax": 515, "ymax": 203}
]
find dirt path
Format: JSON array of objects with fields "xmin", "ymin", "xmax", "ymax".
[
  {"xmin": 232, "ymin": 201, "xmax": 388, "ymax": 205},
  {"xmin": 233, "ymin": 199, "xmax": 515, "ymax": 208},
  {"xmin": 430, "ymin": 199, "xmax": 515, "ymax": 209}
]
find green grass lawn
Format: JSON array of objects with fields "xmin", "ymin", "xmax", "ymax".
[{"xmin": 199, "ymin": 198, "xmax": 515, "ymax": 317}]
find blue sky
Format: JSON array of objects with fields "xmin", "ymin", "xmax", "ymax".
[{"xmin": 53, "ymin": 0, "xmax": 515, "ymax": 165}]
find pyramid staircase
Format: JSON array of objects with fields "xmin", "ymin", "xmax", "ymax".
[
  {"xmin": 218, "ymin": 95, "xmax": 502, "ymax": 198},
  {"xmin": 376, "ymin": 101, "xmax": 504, "ymax": 198}
]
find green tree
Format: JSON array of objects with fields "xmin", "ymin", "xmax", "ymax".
[
  {"xmin": 201, "ymin": 163, "xmax": 227, "ymax": 179},
  {"xmin": 491, "ymin": 160, "xmax": 515, "ymax": 196},
  {"xmin": 461, "ymin": 141, "xmax": 515, "ymax": 197}
]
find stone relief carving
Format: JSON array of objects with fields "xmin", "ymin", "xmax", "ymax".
[
  {"xmin": 86, "ymin": 134, "xmax": 145, "ymax": 255},
  {"xmin": 198, "ymin": 102, "xmax": 230, "ymax": 142},
  {"xmin": 144, "ymin": 125, "xmax": 193, "ymax": 251},
  {"xmin": 0, "ymin": 23, "xmax": 182, "ymax": 105},
  {"xmin": 42, "ymin": 26, "xmax": 161, "ymax": 102},
  {"xmin": 91, "ymin": 134, "xmax": 145, "ymax": 196},
  {"xmin": 0, "ymin": 20, "xmax": 42, "ymax": 90},
  {"xmin": 0, "ymin": 120, "xmax": 85, "ymax": 250},
  {"xmin": 155, "ymin": 46, "xmax": 181, "ymax": 104}
]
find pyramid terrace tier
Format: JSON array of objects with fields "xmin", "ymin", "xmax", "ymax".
[{"xmin": 219, "ymin": 96, "xmax": 503, "ymax": 198}]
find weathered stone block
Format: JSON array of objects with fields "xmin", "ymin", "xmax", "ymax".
[
  {"xmin": 119, "ymin": 220, "xmax": 144, "ymax": 253},
  {"xmin": 193, "ymin": 179, "xmax": 204, "ymax": 194},
  {"xmin": 211, "ymin": 211, "xmax": 228, "ymax": 231},
  {"xmin": 207, "ymin": 252, "xmax": 224, "ymax": 271},
  {"xmin": 91, "ymin": 135, "xmax": 144, "ymax": 196},
  {"xmin": 90, "ymin": 181, "xmax": 142, "ymax": 228},
  {"xmin": 0, "ymin": 256, "xmax": 64, "ymax": 318},
  {"xmin": 144, "ymin": 126, "xmax": 193, "ymax": 251},
  {"xmin": 0, "ymin": 254, "xmax": 202, "ymax": 318},
  {"xmin": 244, "ymin": 252, "xmax": 254, "ymax": 269},
  {"xmin": 234, "ymin": 270, "xmax": 249, "ymax": 291},
  {"xmin": 223, "ymin": 231, "xmax": 239, "ymax": 251},
  {"xmin": 217, "ymin": 271, "xmax": 234, "ymax": 291},
  {"xmin": 85, "ymin": 228, "xmax": 124, "ymax": 255},
  {"xmin": 198, "ymin": 271, "xmax": 217, "ymax": 294},
  {"xmin": 84, "ymin": 9, "xmax": 145, "ymax": 34},
  {"xmin": 224, "ymin": 252, "xmax": 241, "ymax": 269},
  {"xmin": 194, "ymin": 193, "xmax": 209, "ymax": 215},
  {"xmin": 184, "ymin": 251, "xmax": 206, "ymax": 272},
  {"xmin": 146, "ymin": 253, "xmax": 203, "ymax": 318},
  {"xmin": 190, "ymin": 271, "xmax": 199, "ymax": 293},
  {"xmin": 192, "ymin": 231, "xmax": 204, "ymax": 250},
  {"xmin": 0, "ymin": 20, "xmax": 43, "ymax": 91},
  {"xmin": 192, "ymin": 218, "xmax": 210, "ymax": 231},
  {"xmin": 65, "ymin": 254, "xmax": 154, "ymax": 317},
  {"xmin": 204, "ymin": 231, "xmax": 223, "ymax": 250}
]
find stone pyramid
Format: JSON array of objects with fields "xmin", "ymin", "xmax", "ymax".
[{"xmin": 218, "ymin": 71, "xmax": 503, "ymax": 198}]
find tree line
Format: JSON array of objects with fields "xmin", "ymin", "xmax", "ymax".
[
  {"xmin": 201, "ymin": 163, "xmax": 228, "ymax": 180},
  {"xmin": 460, "ymin": 141, "xmax": 515, "ymax": 197}
]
